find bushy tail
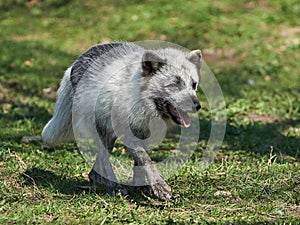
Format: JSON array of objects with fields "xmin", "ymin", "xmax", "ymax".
[{"xmin": 42, "ymin": 67, "xmax": 74, "ymax": 146}]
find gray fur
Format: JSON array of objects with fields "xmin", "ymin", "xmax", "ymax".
[{"xmin": 42, "ymin": 42, "xmax": 202, "ymax": 200}]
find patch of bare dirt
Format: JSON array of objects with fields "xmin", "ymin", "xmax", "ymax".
[
  {"xmin": 286, "ymin": 205, "xmax": 300, "ymax": 219},
  {"xmin": 11, "ymin": 33, "xmax": 49, "ymax": 41},
  {"xmin": 280, "ymin": 27, "xmax": 300, "ymax": 38},
  {"xmin": 2, "ymin": 174, "xmax": 23, "ymax": 191},
  {"xmin": 248, "ymin": 112, "xmax": 281, "ymax": 124},
  {"xmin": 224, "ymin": 1, "xmax": 270, "ymax": 13},
  {"xmin": 202, "ymin": 48, "xmax": 238, "ymax": 66},
  {"xmin": 245, "ymin": 0, "xmax": 270, "ymax": 9},
  {"xmin": 43, "ymin": 87, "xmax": 57, "ymax": 99}
]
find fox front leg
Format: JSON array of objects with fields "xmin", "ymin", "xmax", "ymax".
[{"xmin": 129, "ymin": 147, "xmax": 172, "ymax": 200}]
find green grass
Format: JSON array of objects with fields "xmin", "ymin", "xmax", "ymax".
[{"xmin": 0, "ymin": 0, "xmax": 299, "ymax": 224}]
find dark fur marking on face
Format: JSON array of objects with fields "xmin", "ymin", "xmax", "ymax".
[
  {"xmin": 153, "ymin": 97, "xmax": 170, "ymax": 118},
  {"xmin": 191, "ymin": 78, "xmax": 197, "ymax": 90}
]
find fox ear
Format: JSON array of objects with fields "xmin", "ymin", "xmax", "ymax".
[
  {"xmin": 142, "ymin": 51, "xmax": 165, "ymax": 77},
  {"xmin": 187, "ymin": 50, "xmax": 202, "ymax": 66}
]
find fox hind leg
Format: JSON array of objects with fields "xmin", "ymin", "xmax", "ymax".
[{"xmin": 88, "ymin": 132, "xmax": 128, "ymax": 196}]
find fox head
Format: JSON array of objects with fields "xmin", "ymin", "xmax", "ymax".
[{"xmin": 141, "ymin": 48, "xmax": 202, "ymax": 128}]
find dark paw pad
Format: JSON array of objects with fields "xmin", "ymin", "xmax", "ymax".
[{"xmin": 135, "ymin": 185, "xmax": 152, "ymax": 195}]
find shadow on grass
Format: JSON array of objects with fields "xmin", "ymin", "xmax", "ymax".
[
  {"xmin": 23, "ymin": 168, "xmax": 91, "ymax": 195},
  {"xmin": 197, "ymin": 118, "xmax": 299, "ymax": 159},
  {"xmin": 223, "ymin": 118, "xmax": 300, "ymax": 159},
  {"xmin": 22, "ymin": 167, "xmax": 155, "ymax": 202},
  {"xmin": 0, "ymin": 101, "xmax": 52, "ymax": 124}
]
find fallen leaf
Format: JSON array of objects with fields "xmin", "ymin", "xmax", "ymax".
[
  {"xmin": 214, "ymin": 190, "xmax": 232, "ymax": 197},
  {"xmin": 24, "ymin": 60, "xmax": 33, "ymax": 67}
]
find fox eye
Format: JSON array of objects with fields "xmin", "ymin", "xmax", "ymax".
[{"xmin": 192, "ymin": 82, "xmax": 197, "ymax": 90}]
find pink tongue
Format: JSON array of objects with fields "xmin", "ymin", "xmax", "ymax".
[{"xmin": 179, "ymin": 110, "xmax": 191, "ymax": 128}]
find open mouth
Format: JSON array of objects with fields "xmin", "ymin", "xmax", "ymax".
[{"xmin": 166, "ymin": 103, "xmax": 191, "ymax": 128}]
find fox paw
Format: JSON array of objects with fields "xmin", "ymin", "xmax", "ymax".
[
  {"xmin": 88, "ymin": 168, "xmax": 104, "ymax": 184},
  {"xmin": 107, "ymin": 180, "xmax": 128, "ymax": 196},
  {"xmin": 88, "ymin": 169, "xmax": 128, "ymax": 196},
  {"xmin": 149, "ymin": 179, "xmax": 172, "ymax": 201}
]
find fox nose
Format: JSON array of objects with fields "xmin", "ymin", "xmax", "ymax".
[
  {"xmin": 196, "ymin": 103, "xmax": 201, "ymax": 111},
  {"xmin": 192, "ymin": 97, "xmax": 201, "ymax": 111}
]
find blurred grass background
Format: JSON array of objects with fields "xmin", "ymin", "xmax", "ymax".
[{"xmin": 0, "ymin": 0, "xmax": 299, "ymax": 224}]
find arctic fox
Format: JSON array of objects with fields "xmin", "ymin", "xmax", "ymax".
[{"xmin": 42, "ymin": 42, "xmax": 202, "ymax": 200}]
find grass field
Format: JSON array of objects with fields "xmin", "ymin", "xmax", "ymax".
[{"xmin": 0, "ymin": 0, "xmax": 299, "ymax": 224}]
